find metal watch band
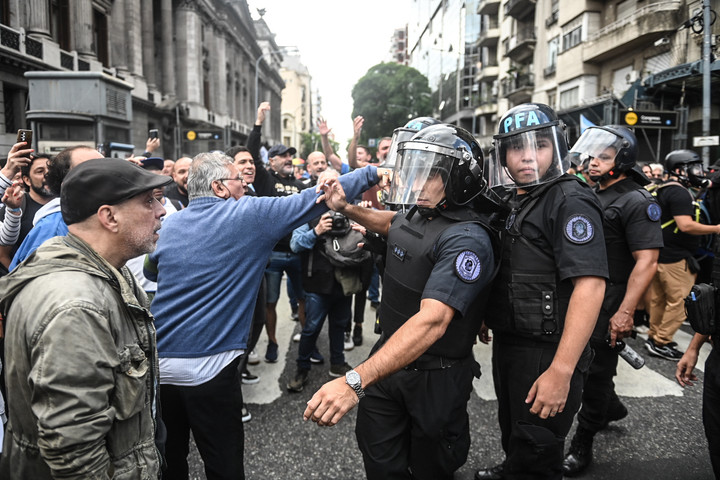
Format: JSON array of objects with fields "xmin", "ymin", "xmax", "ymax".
[{"xmin": 351, "ymin": 383, "xmax": 365, "ymax": 399}]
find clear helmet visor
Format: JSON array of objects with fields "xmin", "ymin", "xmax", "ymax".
[
  {"xmin": 387, "ymin": 142, "xmax": 452, "ymax": 208},
  {"xmin": 384, "ymin": 128, "xmax": 417, "ymax": 170},
  {"xmin": 489, "ymin": 126, "xmax": 569, "ymax": 188},
  {"xmin": 568, "ymin": 128, "xmax": 625, "ymax": 167}
]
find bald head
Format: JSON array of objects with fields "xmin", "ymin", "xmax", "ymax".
[{"xmin": 306, "ymin": 151, "xmax": 328, "ymax": 179}]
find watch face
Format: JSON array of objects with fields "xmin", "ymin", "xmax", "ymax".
[{"xmin": 346, "ymin": 370, "xmax": 360, "ymax": 385}]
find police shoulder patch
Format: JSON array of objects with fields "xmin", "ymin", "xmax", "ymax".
[
  {"xmin": 564, "ymin": 214, "xmax": 594, "ymax": 244},
  {"xmin": 455, "ymin": 250, "xmax": 482, "ymax": 283},
  {"xmin": 646, "ymin": 203, "xmax": 662, "ymax": 222}
]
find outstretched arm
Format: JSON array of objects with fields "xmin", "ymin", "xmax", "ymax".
[
  {"xmin": 347, "ymin": 116, "xmax": 363, "ymax": 169},
  {"xmin": 317, "ymin": 117, "xmax": 345, "ymax": 172},
  {"xmin": 318, "ymin": 172, "xmax": 394, "ymax": 236},
  {"xmin": 303, "ymin": 298, "xmax": 455, "ymax": 426}
]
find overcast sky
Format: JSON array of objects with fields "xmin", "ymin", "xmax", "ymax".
[{"xmin": 248, "ymin": 0, "xmax": 411, "ymax": 149}]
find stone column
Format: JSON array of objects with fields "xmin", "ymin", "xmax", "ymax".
[
  {"xmin": 110, "ymin": 0, "xmax": 128, "ymax": 73},
  {"xmin": 161, "ymin": 0, "xmax": 176, "ymax": 97},
  {"xmin": 71, "ymin": 0, "xmax": 95, "ymax": 60},
  {"xmin": 125, "ymin": 0, "xmax": 143, "ymax": 75},
  {"xmin": 25, "ymin": 0, "xmax": 51, "ymax": 39},
  {"xmin": 175, "ymin": 3, "xmax": 201, "ymax": 103},
  {"xmin": 214, "ymin": 30, "xmax": 227, "ymax": 116},
  {"xmin": 141, "ymin": 0, "xmax": 156, "ymax": 88}
]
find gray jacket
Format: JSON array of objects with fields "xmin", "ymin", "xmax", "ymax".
[{"xmin": 0, "ymin": 234, "xmax": 161, "ymax": 479}]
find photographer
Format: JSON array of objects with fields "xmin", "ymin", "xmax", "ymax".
[{"xmin": 287, "ymin": 211, "xmax": 371, "ymax": 391}]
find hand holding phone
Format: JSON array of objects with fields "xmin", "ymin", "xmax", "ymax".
[{"xmin": 16, "ymin": 129, "xmax": 33, "ymax": 146}]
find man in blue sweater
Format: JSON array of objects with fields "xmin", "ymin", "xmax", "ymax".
[{"xmin": 144, "ymin": 151, "xmax": 383, "ymax": 479}]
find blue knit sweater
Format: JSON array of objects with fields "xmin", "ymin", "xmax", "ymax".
[{"xmin": 146, "ymin": 166, "xmax": 378, "ymax": 357}]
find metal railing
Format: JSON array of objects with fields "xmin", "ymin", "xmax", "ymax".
[{"xmin": 587, "ymin": 1, "xmax": 681, "ymax": 42}]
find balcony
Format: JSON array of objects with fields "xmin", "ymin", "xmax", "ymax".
[
  {"xmin": 503, "ymin": 0, "xmax": 536, "ymax": 20},
  {"xmin": 583, "ymin": 1, "xmax": 681, "ymax": 63},
  {"xmin": 476, "ymin": 64, "xmax": 499, "ymax": 82},
  {"xmin": 478, "ymin": 26, "xmax": 500, "ymax": 47},
  {"xmin": 478, "ymin": 0, "xmax": 501, "ymax": 15},
  {"xmin": 501, "ymin": 73, "xmax": 534, "ymax": 103},
  {"xmin": 504, "ymin": 28, "xmax": 536, "ymax": 62}
]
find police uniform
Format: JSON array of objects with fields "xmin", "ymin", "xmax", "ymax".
[
  {"xmin": 577, "ymin": 177, "xmax": 663, "ymax": 433},
  {"xmin": 355, "ymin": 207, "xmax": 495, "ymax": 480},
  {"xmin": 484, "ymin": 174, "xmax": 608, "ymax": 478}
]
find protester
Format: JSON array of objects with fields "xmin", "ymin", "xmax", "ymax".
[
  {"xmin": 144, "ymin": 152, "xmax": 381, "ymax": 478},
  {"xmin": 0, "ymin": 158, "xmax": 171, "ymax": 478}
]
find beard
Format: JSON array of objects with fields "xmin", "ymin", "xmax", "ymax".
[{"xmin": 31, "ymin": 183, "xmax": 54, "ymax": 198}]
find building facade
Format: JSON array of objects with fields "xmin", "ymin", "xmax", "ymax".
[
  {"xmin": 0, "ymin": 0, "xmax": 287, "ymax": 159},
  {"xmin": 409, "ymin": 0, "xmax": 719, "ymax": 163},
  {"xmin": 279, "ymin": 53, "xmax": 312, "ymax": 151}
]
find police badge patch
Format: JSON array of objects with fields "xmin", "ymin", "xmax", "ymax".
[
  {"xmin": 564, "ymin": 215, "xmax": 594, "ymax": 244},
  {"xmin": 647, "ymin": 203, "xmax": 662, "ymax": 222},
  {"xmin": 455, "ymin": 251, "xmax": 482, "ymax": 282}
]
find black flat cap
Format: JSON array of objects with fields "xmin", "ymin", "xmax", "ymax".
[
  {"xmin": 267, "ymin": 144, "xmax": 297, "ymax": 158},
  {"xmin": 61, "ymin": 158, "xmax": 173, "ymax": 225}
]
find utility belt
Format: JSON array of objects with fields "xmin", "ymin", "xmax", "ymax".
[{"xmin": 404, "ymin": 353, "xmax": 466, "ymax": 371}]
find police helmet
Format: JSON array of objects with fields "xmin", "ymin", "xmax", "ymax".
[
  {"xmin": 569, "ymin": 125, "xmax": 638, "ymax": 182},
  {"xmin": 665, "ymin": 149, "xmax": 701, "ymax": 172},
  {"xmin": 384, "ymin": 116, "xmax": 442, "ymax": 170},
  {"xmin": 665, "ymin": 149, "xmax": 708, "ymax": 188},
  {"xmin": 489, "ymin": 103, "xmax": 569, "ymax": 188},
  {"xmin": 387, "ymin": 124, "xmax": 486, "ymax": 208}
]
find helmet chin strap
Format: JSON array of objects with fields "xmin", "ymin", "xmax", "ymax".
[
  {"xmin": 416, "ymin": 198, "xmax": 449, "ymax": 219},
  {"xmin": 590, "ymin": 167, "xmax": 623, "ymax": 184}
]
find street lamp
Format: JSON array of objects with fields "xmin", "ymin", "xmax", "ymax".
[{"xmin": 254, "ymin": 47, "xmax": 298, "ymax": 111}]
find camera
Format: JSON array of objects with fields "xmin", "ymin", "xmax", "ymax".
[
  {"xmin": 329, "ymin": 212, "xmax": 350, "ymax": 237},
  {"xmin": 149, "ymin": 129, "xmax": 159, "ymax": 139}
]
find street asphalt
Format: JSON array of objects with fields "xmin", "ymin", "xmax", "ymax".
[{"xmin": 184, "ymin": 288, "xmax": 715, "ymax": 479}]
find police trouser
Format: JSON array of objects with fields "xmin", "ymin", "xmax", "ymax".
[
  {"xmin": 704, "ymin": 346, "xmax": 720, "ymax": 477},
  {"xmin": 577, "ymin": 338, "xmax": 622, "ymax": 433},
  {"xmin": 355, "ymin": 343, "xmax": 479, "ymax": 480},
  {"xmin": 492, "ymin": 337, "xmax": 592, "ymax": 480}
]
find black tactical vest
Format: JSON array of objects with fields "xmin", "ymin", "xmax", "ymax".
[
  {"xmin": 485, "ymin": 180, "xmax": 578, "ymax": 341},
  {"xmin": 379, "ymin": 208, "xmax": 491, "ymax": 357}
]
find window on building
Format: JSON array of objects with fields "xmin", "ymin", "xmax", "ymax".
[
  {"xmin": 562, "ymin": 26, "xmax": 582, "ymax": 51},
  {"xmin": 616, "ymin": 0, "xmax": 636, "ymax": 21},
  {"xmin": 559, "ymin": 87, "xmax": 579, "ymax": 109},
  {"xmin": 548, "ymin": 37, "xmax": 558, "ymax": 68},
  {"xmin": 93, "ymin": 9, "xmax": 109, "ymax": 66},
  {"xmin": 1, "ymin": 0, "xmax": 10, "ymax": 24},
  {"xmin": 547, "ymin": 91, "xmax": 557, "ymax": 109},
  {"xmin": 50, "ymin": 0, "xmax": 71, "ymax": 51}
]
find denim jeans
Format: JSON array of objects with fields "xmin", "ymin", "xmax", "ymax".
[
  {"xmin": 297, "ymin": 288, "xmax": 351, "ymax": 370},
  {"xmin": 264, "ymin": 251, "xmax": 304, "ymax": 304}
]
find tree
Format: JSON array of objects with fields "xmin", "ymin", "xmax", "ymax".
[
  {"xmin": 351, "ymin": 63, "xmax": 432, "ymax": 142},
  {"xmin": 298, "ymin": 132, "xmax": 339, "ymax": 160}
]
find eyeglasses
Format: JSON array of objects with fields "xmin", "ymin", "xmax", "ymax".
[{"xmin": 218, "ymin": 177, "xmax": 246, "ymax": 183}]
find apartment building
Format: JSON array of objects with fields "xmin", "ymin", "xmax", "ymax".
[
  {"xmin": 474, "ymin": 0, "xmax": 719, "ymax": 162},
  {"xmin": 279, "ymin": 53, "xmax": 312, "ymax": 149},
  {"xmin": 0, "ymin": 0, "xmax": 287, "ymax": 158}
]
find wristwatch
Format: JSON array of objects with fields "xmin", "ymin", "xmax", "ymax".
[{"xmin": 345, "ymin": 369, "xmax": 365, "ymax": 399}]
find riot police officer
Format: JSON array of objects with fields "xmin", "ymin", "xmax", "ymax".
[
  {"xmin": 475, "ymin": 103, "xmax": 609, "ymax": 480},
  {"xmin": 304, "ymin": 124, "xmax": 498, "ymax": 480},
  {"xmin": 562, "ymin": 126, "xmax": 663, "ymax": 476}
]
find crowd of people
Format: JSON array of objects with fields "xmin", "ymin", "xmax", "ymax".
[{"xmin": 0, "ymin": 100, "xmax": 717, "ymax": 480}]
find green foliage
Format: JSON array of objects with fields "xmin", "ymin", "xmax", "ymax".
[
  {"xmin": 351, "ymin": 63, "xmax": 432, "ymax": 142},
  {"xmin": 298, "ymin": 132, "xmax": 339, "ymax": 160}
]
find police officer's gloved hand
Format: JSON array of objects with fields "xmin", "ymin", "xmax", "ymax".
[{"xmin": 362, "ymin": 232, "xmax": 387, "ymax": 255}]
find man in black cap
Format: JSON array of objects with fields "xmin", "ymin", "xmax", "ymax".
[
  {"xmin": 0, "ymin": 158, "xmax": 171, "ymax": 479},
  {"xmin": 253, "ymin": 142, "xmax": 311, "ymax": 362}
]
